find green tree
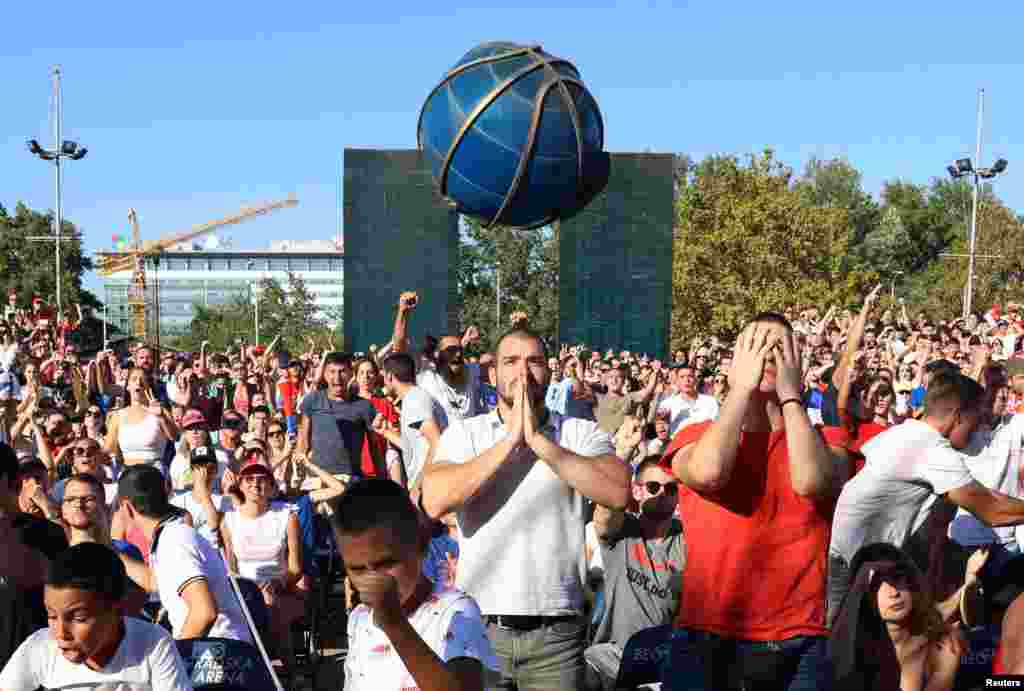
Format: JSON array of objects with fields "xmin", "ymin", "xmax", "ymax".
[
  {"xmin": 795, "ymin": 156, "xmax": 881, "ymax": 246},
  {"xmin": 457, "ymin": 217, "xmax": 559, "ymax": 349},
  {"xmin": 671, "ymin": 150, "xmax": 877, "ymax": 348},
  {"xmin": 0, "ymin": 202, "xmax": 100, "ymax": 312}
]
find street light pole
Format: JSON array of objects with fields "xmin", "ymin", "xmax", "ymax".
[
  {"xmin": 26, "ymin": 66, "xmax": 87, "ymax": 322},
  {"xmin": 54, "ymin": 67, "xmax": 63, "ymax": 320},
  {"xmin": 964, "ymin": 89, "xmax": 984, "ymax": 321}
]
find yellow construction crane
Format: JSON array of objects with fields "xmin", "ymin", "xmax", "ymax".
[{"xmin": 96, "ymin": 195, "xmax": 298, "ymax": 345}]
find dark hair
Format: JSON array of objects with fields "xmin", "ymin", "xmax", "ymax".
[
  {"xmin": 749, "ymin": 311, "xmax": 794, "ymax": 332},
  {"xmin": 67, "ymin": 472, "xmax": 106, "ymax": 498},
  {"xmin": 494, "ymin": 327, "xmax": 548, "ymax": 361},
  {"xmin": 330, "ymin": 478, "xmax": 422, "ymax": 550},
  {"xmin": 323, "ymin": 352, "xmax": 354, "ymax": 369},
  {"xmin": 47, "ymin": 543, "xmax": 126, "ymax": 602},
  {"xmin": 0, "ymin": 442, "xmax": 17, "ymax": 489},
  {"xmin": 117, "ymin": 465, "xmax": 172, "ymax": 519},
  {"xmin": 17, "ymin": 459, "xmax": 48, "ymax": 481},
  {"xmin": 924, "ymin": 370, "xmax": 986, "ymax": 418},
  {"xmin": 381, "ymin": 353, "xmax": 416, "ymax": 384}
]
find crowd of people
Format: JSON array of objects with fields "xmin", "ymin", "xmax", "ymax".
[{"xmin": 2, "ymin": 283, "xmax": 1024, "ymax": 690}]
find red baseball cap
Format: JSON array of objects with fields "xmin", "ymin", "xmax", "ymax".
[
  {"xmin": 181, "ymin": 410, "xmax": 208, "ymax": 429},
  {"xmin": 31, "ymin": 295, "xmax": 42, "ymax": 304},
  {"xmin": 238, "ymin": 457, "xmax": 272, "ymax": 478}
]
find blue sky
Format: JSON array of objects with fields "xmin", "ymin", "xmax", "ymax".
[{"xmin": 2, "ymin": 1, "xmax": 1021, "ymax": 296}]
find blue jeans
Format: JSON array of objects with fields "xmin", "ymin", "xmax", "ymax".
[{"xmin": 663, "ymin": 628, "xmax": 831, "ymax": 691}]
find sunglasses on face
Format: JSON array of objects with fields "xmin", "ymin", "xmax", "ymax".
[
  {"xmin": 73, "ymin": 446, "xmax": 99, "ymax": 456},
  {"xmin": 85, "ymin": 409, "xmax": 101, "ymax": 417},
  {"xmin": 643, "ymin": 480, "xmax": 679, "ymax": 497},
  {"xmin": 268, "ymin": 430, "xmax": 284, "ymax": 437},
  {"xmin": 62, "ymin": 495, "xmax": 99, "ymax": 508}
]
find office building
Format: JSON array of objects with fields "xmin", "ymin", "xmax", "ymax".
[{"xmin": 102, "ymin": 239, "xmax": 343, "ymax": 337}]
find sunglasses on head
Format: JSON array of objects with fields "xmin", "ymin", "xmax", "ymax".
[{"xmin": 643, "ymin": 480, "xmax": 679, "ymax": 496}]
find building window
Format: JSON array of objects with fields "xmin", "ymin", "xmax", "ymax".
[
  {"xmin": 309, "ymin": 257, "xmax": 330, "ymax": 271},
  {"xmin": 329, "ymin": 258, "xmax": 343, "ymax": 271},
  {"xmin": 269, "ymin": 257, "xmax": 289, "ymax": 271},
  {"xmin": 210, "ymin": 258, "xmax": 229, "ymax": 271}
]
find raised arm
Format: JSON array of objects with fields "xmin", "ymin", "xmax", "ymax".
[
  {"xmin": 945, "ymin": 481, "xmax": 1024, "ymax": 527},
  {"xmin": 833, "ymin": 285, "xmax": 880, "ymax": 396},
  {"xmin": 775, "ymin": 329, "xmax": 838, "ymax": 497},
  {"xmin": 390, "ymin": 291, "xmax": 418, "ymax": 354},
  {"xmin": 675, "ymin": 323, "xmax": 772, "ymax": 492}
]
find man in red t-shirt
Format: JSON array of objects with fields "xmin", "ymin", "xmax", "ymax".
[{"xmin": 658, "ymin": 313, "xmax": 849, "ymax": 691}]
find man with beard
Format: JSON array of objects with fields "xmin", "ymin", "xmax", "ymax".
[
  {"xmin": 297, "ymin": 352, "xmax": 382, "ymax": 482},
  {"xmin": 585, "ymin": 458, "xmax": 685, "ymax": 690},
  {"xmin": 421, "ymin": 328, "xmax": 630, "ymax": 691},
  {"xmin": 416, "ymin": 334, "xmax": 482, "ymax": 427}
]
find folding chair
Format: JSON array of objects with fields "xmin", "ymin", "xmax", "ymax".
[
  {"xmin": 612, "ymin": 624, "xmax": 672, "ymax": 690},
  {"xmin": 175, "ymin": 638, "xmax": 278, "ymax": 691}
]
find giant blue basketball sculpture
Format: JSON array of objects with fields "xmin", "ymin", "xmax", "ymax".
[{"xmin": 417, "ymin": 42, "xmax": 610, "ymax": 229}]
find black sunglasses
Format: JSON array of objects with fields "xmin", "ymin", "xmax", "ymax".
[
  {"xmin": 643, "ymin": 481, "xmax": 679, "ymax": 497},
  {"xmin": 73, "ymin": 446, "xmax": 99, "ymax": 456}
]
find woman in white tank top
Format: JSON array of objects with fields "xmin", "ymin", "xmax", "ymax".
[
  {"xmin": 103, "ymin": 368, "xmax": 176, "ymax": 469},
  {"xmin": 222, "ymin": 453, "xmax": 304, "ymax": 666}
]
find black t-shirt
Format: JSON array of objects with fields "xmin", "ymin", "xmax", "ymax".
[
  {"xmin": 299, "ymin": 391, "xmax": 377, "ymax": 476},
  {"xmin": 0, "ymin": 514, "xmax": 67, "ymax": 668},
  {"xmin": 12, "ymin": 512, "xmax": 68, "ymax": 559}
]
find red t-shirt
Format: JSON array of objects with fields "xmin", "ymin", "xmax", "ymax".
[
  {"xmin": 839, "ymin": 421, "xmax": 889, "ymax": 476},
  {"xmin": 360, "ymin": 396, "xmax": 398, "ymax": 478},
  {"xmin": 659, "ymin": 421, "xmax": 840, "ymax": 641}
]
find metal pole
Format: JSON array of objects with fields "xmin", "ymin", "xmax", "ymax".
[
  {"xmin": 103, "ymin": 301, "xmax": 108, "ymax": 349},
  {"xmin": 964, "ymin": 88, "xmax": 984, "ymax": 320},
  {"xmin": 255, "ymin": 283, "xmax": 260, "ymax": 346},
  {"xmin": 495, "ymin": 263, "xmax": 501, "ymax": 333},
  {"xmin": 54, "ymin": 66, "xmax": 63, "ymax": 320}
]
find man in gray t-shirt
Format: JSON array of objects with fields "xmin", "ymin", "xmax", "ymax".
[
  {"xmin": 382, "ymin": 353, "xmax": 445, "ymax": 491},
  {"xmin": 586, "ymin": 459, "xmax": 684, "ymax": 688}
]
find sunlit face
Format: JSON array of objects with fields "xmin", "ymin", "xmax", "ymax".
[
  {"xmin": 495, "ymin": 334, "xmax": 549, "ymax": 409},
  {"xmin": 135, "ymin": 348, "xmax": 154, "ymax": 372},
  {"xmin": 239, "ymin": 468, "xmax": 273, "ymax": 502},
  {"xmin": 44, "ymin": 587, "xmax": 122, "ymax": 666},
  {"xmin": 71, "ymin": 441, "xmax": 102, "ymax": 476},
  {"xmin": 632, "ymin": 466, "xmax": 678, "ymax": 519},
  {"xmin": 324, "ymin": 362, "xmax": 353, "ymax": 393},
  {"xmin": 61, "ymin": 479, "xmax": 104, "ymax": 530},
  {"xmin": 355, "ymin": 362, "xmax": 378, "ymax": 391},
  {"xmin": 677, "ymin": 368, "xmax": 697, "ymax": 397},
  {"xmin": 126, "ymin": 370, "xmax": 146, "ymax": 394},
  {"xmin": 605, "ymin": 370, "xmax": 626, "ymax": 395}
]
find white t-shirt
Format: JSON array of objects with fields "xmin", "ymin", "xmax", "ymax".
[
  {"xmin": 830, "ymin": 419, "xmax": 975, "ymax": 563},
  {"xmin": 151, "ymin": 520, "xmax": 252, "ymax": 644},
  {"xmin": 343, "ymin": 580, "xmax": 498, "ymax": 691},
  {"xmin": 657, "ymin": 393, "xmax": 720, "ymax": 436},
  {"xmin": 170, "ymin": 491, "xmax": 229, "ymax": 548},
  {"xmin": 399, "ymin": 386, "xmax": 447, "ymax": 490},
  {"xmin": 435, "ymin": 411, "xmax": 617, "ymax": 615},
  {"xmin": 222, "ymin": 501, "xmax": 295, "ymax": 584},
  {"xmin": 416, "ymin": 364, "xmax": 480, "ymax": 427},
  {"xmin": 0, "ymin": 616, "xmax": 192, "ymax": 691},
  {"xmin": 955, "ymin": 416, "xmax": 1024, "ymax": 548}
]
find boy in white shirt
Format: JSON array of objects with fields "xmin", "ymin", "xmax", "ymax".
[
  {"xmin": 333, "ymin": 478, "xmax": 498, "ymax": 691},
  {"xmin": 0, "ymin": 542, "xmax": 192, "ymax": 691}
]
